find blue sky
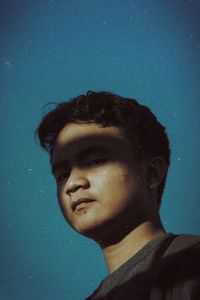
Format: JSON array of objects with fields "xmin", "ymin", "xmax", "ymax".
[{"xmin": 1, "ymin": 1, "xmax": 200, "ymax": 299}]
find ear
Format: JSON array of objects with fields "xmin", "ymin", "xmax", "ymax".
[{"xmin": 148, "ymin": 157, "xmax": 167, "ymax": 189}]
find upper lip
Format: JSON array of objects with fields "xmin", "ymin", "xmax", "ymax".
[{"xmin": 71, "ymin": 198, "xmax": 95, "ymax": 211}]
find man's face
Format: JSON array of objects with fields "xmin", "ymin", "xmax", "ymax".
[{"xmin": 52, "ymin": 123, "xmax": 149, "ymax": 242}]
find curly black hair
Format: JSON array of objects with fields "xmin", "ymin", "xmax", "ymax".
[{"xmin": 36, "ymin": 91, "xmax": 170, "ymax": 207}]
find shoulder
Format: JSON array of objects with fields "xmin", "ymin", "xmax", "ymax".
[
  {"xmin": 158, "ymin": 233, "xmax": 200, "ymax": 271},
  {"xmin": 168, "ymin": 234, "xmax": 200, "ymax": 251},
  {"xmin": 161, "ymin": 234, "xmax": 200, "ymax": 266},
  {"xmin": 170, "ymin": 234, "xmax": 200, "ymax": 300},
  {"xmin": 151, "ymin": 234, "xmax": 200, "ymax": 300}
]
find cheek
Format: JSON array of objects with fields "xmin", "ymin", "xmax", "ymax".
[
  {"xmin": 94, "ymin": 166, "xmax": 137, "ymax": 201},
  {"xmin": 57, "ymin": 186, "xmax": 71, "ymax": 218},
  {"xmin": 56, "ymin": 186, "xmax": 64, "ymax": 204},
  {"xmin": 114, "ymin": 174, "xmax": 136, "ymax": 201}
]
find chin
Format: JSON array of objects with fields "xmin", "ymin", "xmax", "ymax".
[
  {"xmin": 70, "ymin": 217, "xmax": 119, "ymax": 244},
  {"xmin": 67, "ymin": 215, "xmax": 108, "ymax": 240},
  {"xmin": 73, "ymin": 220, "xmax": 102, "ymax": 237}
]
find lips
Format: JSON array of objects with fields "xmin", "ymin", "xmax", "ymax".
[{"xmin": 71, "ymin": 198, "xmax": 95, "ymax": 211}]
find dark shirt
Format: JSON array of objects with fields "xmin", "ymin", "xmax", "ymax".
[{"xmin": 85, "ymin": 233, "xmax": 200, "ymax": 300}]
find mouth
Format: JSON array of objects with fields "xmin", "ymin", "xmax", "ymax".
[{"xmin": 71, "ymin": 198, "xmax": 95, "ymax": 211}]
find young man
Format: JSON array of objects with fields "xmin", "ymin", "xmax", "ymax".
[{"xmin": 36, "ymin": 91, "xmax": 200, "ymax": 299}]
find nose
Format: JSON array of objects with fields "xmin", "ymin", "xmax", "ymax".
[{"xmin": 66, "ymin": 168, "xmax": 90, "ymax": 195}]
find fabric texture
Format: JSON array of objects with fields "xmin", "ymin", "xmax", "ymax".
[{"xmin": 85, "ymin": 233, "xmax": 200, "ymax": 300}]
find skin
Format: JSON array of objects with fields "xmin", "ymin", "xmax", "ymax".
[{"xmin": 52, "ymin": 123, "xmax": 166, "ymax": 273}]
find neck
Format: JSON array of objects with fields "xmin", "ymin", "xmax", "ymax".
[{"xmin": 101, "ymin": 220, "xmax": 165, "ymax": 274}]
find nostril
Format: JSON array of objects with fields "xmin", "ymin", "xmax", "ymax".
[
  {"xmin": 67, "ymin": 183, "xmax": 82, "ymax": 195},
  {"xmin": 66, "ymin": 177, "xmax": 90, "ymax": 195}
]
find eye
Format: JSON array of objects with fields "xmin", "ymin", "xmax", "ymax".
[
  {"xmin": 86, "ymin": 157, "xmax": 107, "ymax": 167},
  {"xmin": 56, "ymin": 171, "xmax": 70, "ymax": 184}
]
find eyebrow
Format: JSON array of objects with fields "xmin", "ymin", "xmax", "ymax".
[{"xmin": 51, "ymin": 145, "xmax": 109, "ymax": 175}]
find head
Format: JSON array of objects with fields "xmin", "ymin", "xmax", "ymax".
[{"xmin": 36, "ymin": 91, "xmax": 170, "ymax": 241}]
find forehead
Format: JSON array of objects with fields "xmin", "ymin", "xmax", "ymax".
[{"xmin": 52, "ymin": 123, "xmax": 131, "ymax": 164}]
